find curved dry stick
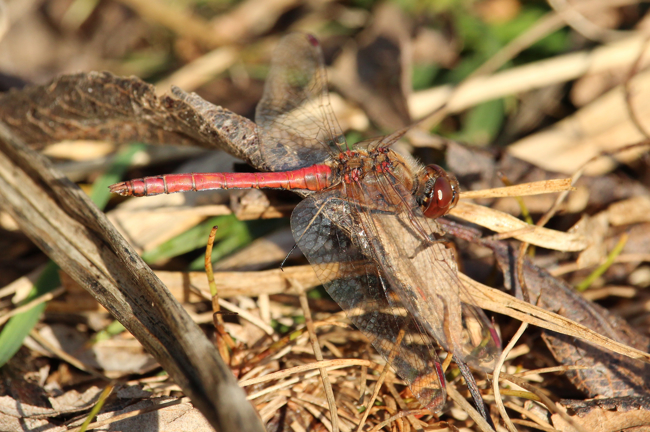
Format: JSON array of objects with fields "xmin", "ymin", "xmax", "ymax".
[{"xmin": 0, "ymin": 121, "xmax": 264, "ymax": 432}]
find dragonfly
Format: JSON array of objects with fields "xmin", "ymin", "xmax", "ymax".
[{"xmin": 110, "ymin": 33, "xmax": 501, "ymax": 413}]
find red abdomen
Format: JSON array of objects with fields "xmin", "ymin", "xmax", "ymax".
[{"xmin": 109, "ymin": 165, "xmax": 335, "ymax": 197}]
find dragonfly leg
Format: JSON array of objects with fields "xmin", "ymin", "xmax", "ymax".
[{"xmin": 456, "ymin": 359, "xmax": 496, "ymax": 429}]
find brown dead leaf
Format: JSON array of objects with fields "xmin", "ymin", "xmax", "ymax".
[
  {"xmin": 487, "ymin": 236, "xmax": 650, "ymax": 398},
  {"xmin": 552, "ymin": 399, "xmax": 650, "ymax": 432},
  {"xmin": 0, "ymin": 72, "xmax": 265, "ymax": 168},
  {"xmin": 450, "ymin": 201, "xmax": 588, "ymax": 251}
]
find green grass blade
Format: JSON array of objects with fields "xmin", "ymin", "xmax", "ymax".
[
  {"xmin": 0, "ymin": 262, "xmax": 60, "ymax": 366},
  {"xmin": 141, "ymin": 215, "xmax": 240, "ymax": 263},
  {"xmin": 90, "ymin": 143, "xmax": 148, "ymax": 210},
  {"xmin": 0, "ymin": 143, "xmax": 147, "ymax": 367}
]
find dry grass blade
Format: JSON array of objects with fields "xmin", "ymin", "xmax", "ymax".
[
  {"xmin": 460, "ymin": 274, "xmax": 650, "ymax": 363},
  {"xmin": 504, "ymin": 402, "xmax": 556, "ymax": 430},
  {"xmin": 293, "ymin": 278, "xmax": 340, "ymax": 432},
  {"xmin": 239, "ymin": 359, "xmax": 378, "ymax": 387},
  {"xmin": 355, "ymin": 328, "xmax": 407, "ymax": 432},
  {"xmin": 459, "ymin": 178, "xmax": 574, "ymax": 199},
  {"xmin": 0, "ymin": 121, "xmax": 263, "ymax": 432},
  {"xmin": 499, "ymin": 373, "xmax": 588, "ymax": 432},
  {"xmin": 446, "ymin": 385, "xmax": 495, "ymax": 432},
  {"xmin": 410, "ymin": 32, "xmax": 650, "ymax": 119},
  {"xmin": 29, "ymin": 329, "xmax": 108, "ymax": 380},
  {"xmin": 366, "ymin": 409, "xmax": 430, "ymax": 432},
  {"xmin": 155, "ymin": 46, "xmax": 239, "ymax": 94},
  {"xmin": 155, "ymin": 264, "xmax": 320, "ymax": 298},
  {"xmin": 493, "ymin": 322, "xmax": 528, "ymax": 432},
  {"xmin": 510, "ymin": 419, "xmax": 559, "ymax": 432},
  {"xmin": 113, "ymin": 0, "xmax": 220, "ymax": 48},
  {"xmin": 450, "ymin": 201, "xmax": 587, "ymax": 252},
  {"xmin": 0, "ymin": 286, "xmax": 65, "ymax": 325}
]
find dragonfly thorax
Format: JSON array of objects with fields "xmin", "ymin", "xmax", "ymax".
[{"xmin": 336, "ymin": 148, "xmax": 416, "ymax": 189}]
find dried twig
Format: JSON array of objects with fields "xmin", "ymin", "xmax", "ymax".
[
  {"xmin": 493, "ymin": 323, "xmax": 528, "ymax": 432},
  {"xmin": 0, "ymin": 121, "xmax": 263, "ymax": 432},
  {"xmin": 293, "ymin": 278, "xmax": 340, "ymax": 432}
]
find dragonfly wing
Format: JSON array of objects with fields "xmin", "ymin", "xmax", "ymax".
[
  {"xmin": 256, "ymin": 33, "xmax": 345, "ymax": 171},
  {"xmin": 348, "ymin": 171, "xmax": 501, "ymax": 370},
  {"xmin": 291, "ymin": 190, "xmax": 446, "ymax": 412}
]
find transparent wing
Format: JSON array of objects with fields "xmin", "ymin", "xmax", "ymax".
[
  {"xmin": 291, "ymin": 190, "xmax": 446, "ymax": 412},
  {"xmin": 255, "ymin": 33, "xmax": 345, "ymax": 171},
  {"xmin": 347, "ymin": 171, "xmax": 501, "ymax": 370}
]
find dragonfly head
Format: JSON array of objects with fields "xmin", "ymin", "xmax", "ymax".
[{"xmin": 416, "ymin": 164, "xmax": 460, "ymax": 219}]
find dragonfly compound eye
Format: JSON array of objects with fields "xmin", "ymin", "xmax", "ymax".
[{"xmin": 420, "ymin": 165, "xmax": 460, "ymax": 219}]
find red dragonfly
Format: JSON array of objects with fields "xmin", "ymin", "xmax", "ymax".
[{"xmin": 111, "ymin": 33, "xmax": 500, "ymax": 412}]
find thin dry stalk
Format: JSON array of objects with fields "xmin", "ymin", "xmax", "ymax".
[
  {"xmin": 355, "ymin": 327, "xmax": 407, "ymax": 432},
  {"xmin": 367, "ymin": 409, "xmax": 431, "ymax": 432},
  {"xmin": 186, "ymin": 266, "xmax": 277, "ymax": 336},
  {"xmin": 292, "ymin": 391, "xmax": 359, "ymax": 426},
  {"xmin": 498, "ymin": 373, "xmax": 588, "ymax": 432},
  {"xmin": 493, "ymin": 323, "xmax": 528, "ymax": 432},
  {"xmin": 504, "ymin": 402, "xmax": 557, "ymax": 431},
  {"xmin": 514, "ymin": 365, "xmax": 592, "ymax": 377},
  {"xmin": 155, "ymin": 264, "xmax": 320, "ymax": 299},
  {"xmin": 292, "ymin": 399, "xmax": 336, "ymax": 432},
  {"xmin": 239, "ymin": 359, "xmax": 379, "ymax": 388},
  {"xmin": 446, "ymin": 385, "xmax": 495, "ymax": 432},
  {"xmin": 293, "ymin": 278, "xmax": 341, "ymax": 432},
  {"xmin": 450, "ymin": 202, "xmax": 587, "ymax": 252},
  {"xmin": 0, "ymin": 286, "xmax": 65, "ymax": 325},
  {"xmin": 205, "ymin": 225, "xmax": 236, "ymax": 362},
  {"xmin": 357, "ymin": 365, "xmax": 368, "ymax": 405},
  {"xmin": 258, "ymin": 395, "xmax": 289, "ymax": 423},
  {"xmin": 412, "ymin": 0, "xmax": 643, "ymax": 131},
  {"xmin": 29, "ymin": 329, "xmax": 108, "ymax": 380},
  {"xmin": 0, "ymin": 264, "xmax": 47, "ymax": 300},
  {"xmin": 247, "ymin": 377, "xmax": 302, "ymax": 401},
  {"xmin": 206, "ymin": 226, "xmax": 222, "ymax": 318},
  {"xmin": 510, "ymin": 419, "xmax": 560, "ymax": 432},
  {"xmin": 383, "ymin": 381, "xmax": 428, "ymax": 431}
]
